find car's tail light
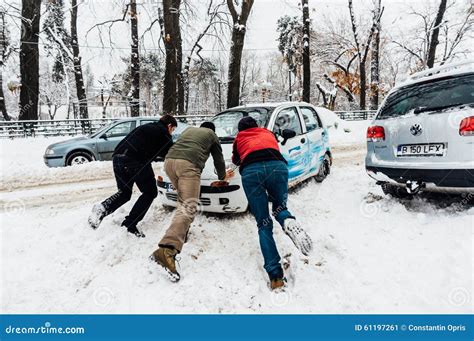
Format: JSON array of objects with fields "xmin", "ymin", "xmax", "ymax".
[
  {"xmin": 157, "ymin": 176, "xmax": 163, "ymax": 182},
  {"xmin": 459, "ymin": 116, "xmax": 474, "ymax": 136},
  {"xmin": 367, "ymin": 126, "xmax": 385, "ymax": 142}
]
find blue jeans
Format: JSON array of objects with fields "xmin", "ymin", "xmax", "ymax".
[{"xmin": 241, "ymin": 160, "xmax": 294, "ymax": 280}]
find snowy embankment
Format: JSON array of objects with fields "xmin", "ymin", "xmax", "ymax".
[{"xmin": 1, "ymin": 120, "xmax": 472, "ymax": 314}]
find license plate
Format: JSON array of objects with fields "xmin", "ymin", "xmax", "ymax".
[
  {"xmin": 166, "ymin": 183, "xmax": 175, "ymax": 192},
  {"xmin": 397, "ymin": 143, "xmax": 446, "ymax": 157}
]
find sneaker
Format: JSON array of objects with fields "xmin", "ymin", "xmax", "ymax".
[
  {"xmin": 270, "ymin": 278, "xmax": 285, "ymax": 290},
  {"xmin": 88, "ymin": 203, "xmax": 106, "ymax": 229},
  {"xmin": 151, "ymin": 247, "xmax": 180, "ymax": 282},
  {"xmin": 126, "ymin": 225, "xmax": 146, "ymax": 238},
  {"xmin": 282, "ymin": 219, "xmax": 313, "ymax": 256}
]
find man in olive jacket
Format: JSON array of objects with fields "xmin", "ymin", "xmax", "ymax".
[{"xmin": 152, "ymin": 121, "xmax": 229, "ymax": 282}]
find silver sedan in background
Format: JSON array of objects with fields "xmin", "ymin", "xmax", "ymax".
[{"xmin": 43, "ymin": 118, "xmax": 189, "ymax": 167}]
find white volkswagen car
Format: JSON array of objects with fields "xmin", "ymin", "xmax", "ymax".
[
  {"xmin": 366, "ymin": 60, "xmax": 474, "ymax": 197},
  {"xmin": 157, "ymin": 102, "xmax": 333, "ymax": 213}
]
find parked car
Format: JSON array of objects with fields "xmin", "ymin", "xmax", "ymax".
[
  {"xmin": 365, "ymin": 59, "xmax": 474, "ymax": 197},
  {"xmin": 44, "ymin": 118, "xmax": 189, "ymax": 167},
  {"xmin": 157, "ymin": 102, "xmax": 333, "ymax": 213}
]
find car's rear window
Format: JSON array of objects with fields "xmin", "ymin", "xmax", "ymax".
[{"xmin": 377, "ymin": 73, "xmax": 474, "ymax": 119}]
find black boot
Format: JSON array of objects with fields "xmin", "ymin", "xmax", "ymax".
[{"xmin": 122, "ymin": 223, "xmax": 145, "ymax": 238}]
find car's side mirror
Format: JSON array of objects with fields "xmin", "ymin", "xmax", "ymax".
[
  {"xmin": 100, "ymin": 134, "xmax": 108, "ymax": 140},
  {"xmin": 281, "ymin": 129, "xmax": 296, "ymax": 146}
]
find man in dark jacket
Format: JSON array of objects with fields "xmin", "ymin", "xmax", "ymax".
[
  {"xmin": 151, "ymin": 121, "xmax": 231, "ymax": 282},
  {"xmin": 232, "ymin": 116, "xmax": 312, "ymax": 290},
  {"xmin": 88, "ymin": 115, "xmax": 177, "ymax": 237}
]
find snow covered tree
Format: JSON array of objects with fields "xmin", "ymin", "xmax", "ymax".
[
  {"xmin": 43, "ymin": 0, "xmax": 70, "ymax": 83},
  {"xmin": 226, "ymin": 0, "xmax": 254, "ymax": 108},
  {"xmin": 70, "ymin": 0, "xmax": 88, "ymax": 119},
  {"xmin": 0, "ymin": 10, "xmax": 12, "ymax": 121},
  {"xmin": 161, "ymin": 0, "xmax": 182, "ymax": 115},
  {"xmin": 302, "ymin": 0, "xmax": 310, "ymax": 103},
  {"xmin": 19, "ymin": 0, "xmax": 41, "ymax": 120},
  {"xmin": 348, "ymin": 0, "xmax": 383, "ymax": 110},
  {"xmin": 369, "ymin": 0, "xmax": 382, "ymax": 110},
  {"xmin": 129, "ymin": 0, "xmax": 140, "ymax": 117},
  {"xmin": 392, "ymin": 0, "xmax": 472, "ymax": 71},
  {"xmin": 277, "ymin": 15, "xmax": 303, "ymax": 85}
]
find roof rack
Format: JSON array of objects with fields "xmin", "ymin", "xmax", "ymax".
[{"xmin": 408, "ymin": 59, "xmax": 474, "ymax": 81}]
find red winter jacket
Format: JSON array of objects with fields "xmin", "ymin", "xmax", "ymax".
[{"xmin": 232, "ymin": 127, "xmax": 286, "ymax": 171}]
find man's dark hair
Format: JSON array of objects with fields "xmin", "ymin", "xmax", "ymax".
[
  {"xmin": 238, "ymin": 116, "xmax": 258, "ymax": 132},
  {"xmin": 160, "ymin": 114, "xmax": 178, "ymax": 127},
  {"xmin": 200, "ymin": 121, "xmax": 216, "ymax": 132}
]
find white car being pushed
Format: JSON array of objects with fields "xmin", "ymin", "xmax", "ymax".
[{"xmin": 157, "ymin": 102, "xmax": 333, "ymax": 213}]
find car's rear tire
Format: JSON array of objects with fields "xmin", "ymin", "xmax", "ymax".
[
  {"xmin": 381, "ymin": 183, "xmax": 414, "ymax": 199},
  {"xmin": 315, "ymin": 154, "xmax": 331, "ymax": 182},
  {"xmin": 66, "ymin": 151, "xmax": 93, "ymax": 166}
]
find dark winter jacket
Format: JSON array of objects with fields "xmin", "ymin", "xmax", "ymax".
[
  {"xmin": 113, "ymin": 121, "xmax": 173, "ymax": 164},
  {"xmin": 232, "ymin": 127, "xmax": 287, "ymax": 172}
]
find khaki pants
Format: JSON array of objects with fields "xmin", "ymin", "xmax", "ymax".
[{"xmin": 159, "ymin": 159, "xmax": 201, "ymax": 252}]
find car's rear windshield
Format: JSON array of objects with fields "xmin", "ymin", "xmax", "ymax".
[{"xmin": 377, "ymin": 73, "xmax": 474, "ymax": 119}]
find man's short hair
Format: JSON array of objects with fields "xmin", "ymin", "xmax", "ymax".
[
  {"xmin": 160, "ymin": 114, "xmax": 178, "ymax": 127},
  {"xmin": 200, "ymin": 121, "xmax": 216, "ymax": 132}
]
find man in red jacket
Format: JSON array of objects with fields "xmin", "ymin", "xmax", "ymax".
[{"xmin": 232, "ymin": 116, "xmax": 312, "ymax": 290}]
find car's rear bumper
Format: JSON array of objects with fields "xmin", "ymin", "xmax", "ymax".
[
  {"xmin": 157, "ymin": 180, "xmax": 248, "ymax": 213},
  {"xmin": 43, "ymin": 155, "xmax": 65, "ymax": 167},
  {"xmin": 366, "ymin": 166, "xmax": 474, "ymax": 191}
]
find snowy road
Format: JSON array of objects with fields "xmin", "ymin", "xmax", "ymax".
[{"xmin": 1, "ymin": 137, "xmax": 472, "ymax": 314}]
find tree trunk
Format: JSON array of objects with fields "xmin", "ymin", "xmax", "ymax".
[
  {"xmin": 130, "ymin": 0, "xmax": 140, "ymax": 117},
  {"xmin": 162, "ymin": 0, "xmax": 181, "ymax": 115},
  {"xmin": 70, "ymin": 0, "xmax": 88, "ymax": 119},
  {"xmin": 359, "ymin": 61, "xmax": 367, "ymax": 110},
  {"xmin": 0, "ymin": 70, "xmax": 9, "ymax": 120},
  {"xmin": 302, "ymin": 0, "xmax": 310, "ymax": 103},
  {"xmin": 226, "ymin": 0, "xmax": 254, "ymax": 108},
  {"xmin": 19, "ymin": 0, "xmax": 41, "ymax": 120},
  {"xmin": 427, "ymin": 0, "xmax": 447, "ymax": 68},
  {"xmin": 175, "ymin": 12, "xmax": 184, "ymax": 114},
  {"xmin": 369, "ymin": 0, "xmax": 381, "ymax": 110}
]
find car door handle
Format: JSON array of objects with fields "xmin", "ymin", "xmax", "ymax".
[{"xmin": 300, "ymin": 138, "xmax": 306, "ymax": 144}]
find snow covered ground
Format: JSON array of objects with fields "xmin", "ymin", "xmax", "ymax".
[{"xmin": 1, "ymin": 121, "xmax": 472, "ymax": 314}]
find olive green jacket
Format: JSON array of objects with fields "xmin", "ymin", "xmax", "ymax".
[{"xmin": 166, "ymin": 127, "xmax": 226, "ymax": 180}]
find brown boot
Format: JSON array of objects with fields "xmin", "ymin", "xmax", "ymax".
[
  {"xmin": 270, "ymin": 278, "xmax": 285, "ymax": 290},
  {"xmin": 151, "ymin": 247, "xmax": 180, "ymax": 282}
]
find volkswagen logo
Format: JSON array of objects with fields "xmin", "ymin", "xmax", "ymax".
[{"xmin": 410, "ymin": 124, "xmax": 422, "ymax": 136}]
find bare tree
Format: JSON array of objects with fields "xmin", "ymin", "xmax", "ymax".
[
  {"xmin": 70, "ymin": 0, "xmax": 88, "ymax": 119},
  {"xmin": 129, "ymin": 0, "xmax": 140, "ymax": 116},
  {"xmin": 87, "ymin": 1, "xmax": 141, "ymax": 116},
  {"xmin": 427, "ymin": 0, "xmax": 448, "ymax": 68},
  {"xmin": 0, "ymin": 10, "xmax": 12, "ymax": 120},
  {"xmin": 161, "ymin": 0, "xmax": 182, "ymax": 115},
  {"xmin": 348, "ymin": 0, "xmax": 383, "ymax": 110},
  {"xmin": 19, "ymin": 0, "xmax": 41, "ymax": 120},
  {"xmin": 302, "ymin": 0, "xmax": 310, "ymax": 103},
  {"xmin": 392, "ymin": 1, "xmax": 473, "ymax": 71},
  {"xmin": 226, "ymin": 0, "xmax": 254, "ymax": 108},
  {"xmin": 370, "ymin": 0, "xmax": 382, "ymax": 110}
]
